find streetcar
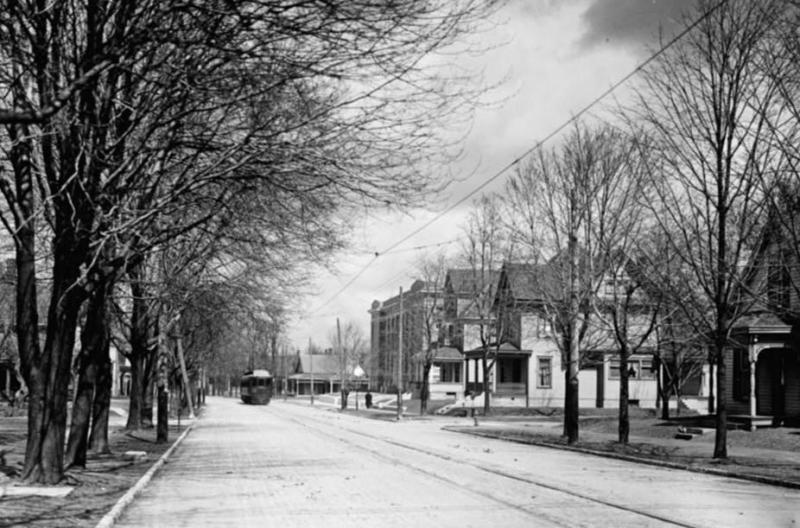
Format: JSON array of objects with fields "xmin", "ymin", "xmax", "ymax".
[{"xmin": 240, "ymin": 369, "xmax": 273, "ymax": 405}]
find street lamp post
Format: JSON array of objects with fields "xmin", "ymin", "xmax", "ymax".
[{"xmin": 353, "ymin": 365, "xmax": 365, "ymax": 410}]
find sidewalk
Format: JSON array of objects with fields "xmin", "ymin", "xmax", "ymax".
[
  {"xmin": 0, "ymin": 401, "xmax": 193, "ymax": 528},
  {"xmin": 445, "ymin": 417, "xmax": 800, "ymax": 489}
]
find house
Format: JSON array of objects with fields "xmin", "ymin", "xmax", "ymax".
[
  {"xmin": 439, "ymin": 268, "xmax": 502, "ymax": 399},
  {"xmin": 286, "ymin": 353, "xmax": 367, "ymax": 396},
  {"xmin": 487, "ymin": 261, "xmax": 666, "ymax": 408},
  {"xmin": 287, "ymin": 353, "xmax": 338, "ymax": 395},
  {"xmin": 724, "ymin": 218, "xmax": 800, "ymax": 427}
]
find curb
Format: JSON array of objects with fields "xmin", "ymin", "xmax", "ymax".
[
  {"xmin": 94, "ymin": 421, "xmax": 197, "ymax": 528},
  {"xmin": 444, "ymin": 426, "xmax": 800, "ymax": 490}
]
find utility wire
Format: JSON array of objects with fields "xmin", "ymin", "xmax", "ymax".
[
  {"xmin": 374, "ymin": 0, "xmax": 727, "ymax": 257},
  {"xmin": 305, "ymin": 0, "xmax": 728, "ymax": 318}
]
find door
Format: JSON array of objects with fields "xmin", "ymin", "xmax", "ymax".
[{"xmin": 756, "ymin": 349, "xmax": 787, "ymax": 421}]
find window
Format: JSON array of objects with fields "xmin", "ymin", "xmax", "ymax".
[
  {"xmin": 639, "ymin": 359, "xmax": 655, "ymax": 379},
  {"xmin": 610, "ymin": 357, "xmax": 655, "ymax": 380},
  {"xmin": 610, "ymin": 359, "xmax": 621, "ymax": 379},
  {"xmin": 537, "ymin": 357, "xmax": 552, "ymax": 388},
  {"xmin": 767, "ymin": 256, "xmax": 791, "ymax": 310}
]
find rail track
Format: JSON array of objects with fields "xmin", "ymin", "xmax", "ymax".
[{"xmin": 266, "ymin": 403, "xmax": 700, "ymax": 528}]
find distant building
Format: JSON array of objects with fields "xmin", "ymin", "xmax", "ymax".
[
  {"xmin": 287, "ymin": 353, "xmax": 367, "ymax": 395},
  {"xmin": 368, "ymin": 280, "xmax": 443, "ymax": 394}
]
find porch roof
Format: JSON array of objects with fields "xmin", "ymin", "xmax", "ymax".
[
  {"xmin": 463, "ymin": 341, "xmax": 531, "ymax": 359},
  {"xmin": 432, "ymin": 346, "xmax": 462, "ymax": 362},
  {"xmin": 733, "ymin": 312, "xmax": 792, "ymax": 335},
  {"xmin": 288, "ymin": 373, "xmax": 343, "ymax": 382}
]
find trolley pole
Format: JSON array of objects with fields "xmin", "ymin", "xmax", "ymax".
[{"xmin": 397, "ymin": 286, "xmax": 403, "ymax": 421}]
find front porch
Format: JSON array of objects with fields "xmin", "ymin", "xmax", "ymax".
[
  {"xmin": 463, "ymin": 342, "xmax": 531, "ymax": 405},
  {"xmin": 730, "ymin": 312, "xmax": 799, "ymax": 430},
  {"xmin": 425, "ymin": 345, "xmax": 465, "ymax": 398}
]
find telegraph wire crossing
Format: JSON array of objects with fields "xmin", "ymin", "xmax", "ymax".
[{"xmin": 303, "ymin": 0, "xmax": 729, "ymax": 319}]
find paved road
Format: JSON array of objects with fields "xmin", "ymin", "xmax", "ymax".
[{"xmin": 115, "ymin": 397, "xmax": 800, "ymax": 527}]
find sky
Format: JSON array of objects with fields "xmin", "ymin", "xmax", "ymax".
[{"xmin": 286, "ymin": 0, "xmax": 695, "ymax": 352}]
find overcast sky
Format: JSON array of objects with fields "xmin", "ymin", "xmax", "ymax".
[{"xmin": 285, "ymin": 0, "xmax": 697, "ymax": 352}]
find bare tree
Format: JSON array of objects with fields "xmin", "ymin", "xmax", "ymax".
[
  {"xmin": 459, "ymin": 194, "xmax": 510, "ymax": 416},
  {"xmin": 0, "ymin": 0, "xmax": 497, "ymax": 483},
  {"xmin": 412, "ymin": 251, "xmax": 449, "ymax": 415},
  {"xmin": 589, "ymin": 135, "xmax": 658, "ymax": 444},
  {"xmin": 507, "ymin": 124, "xmax": 640, "ymax": 444},
  {"xmin": 330, "ymin": 320, "xmax": 368, "ymax": 408},
  {"xmin": 630, "ymin": 0, "xmax": 784, "ymax": 458}
]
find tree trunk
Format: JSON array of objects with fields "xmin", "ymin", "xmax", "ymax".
[
  {"xmin": 22, "ymin": 256, "xmax": 85, "ymax": 483},
  {"xmin": 126, "ymin": 352, "xmax": 146, "ymax": 429},
  {"xmin": 482, "ymin": 356, "xmax": 491, "ymax": 416},
  {"xmin": 89, "ymin": 355, "xmax": 112, "ymax": 454},
  {"xmin": 64, "ymin": 360, "xmax": 96, "ymax": 469},
  {"xmin": 141, "ymin": 353, "xmax": 156, "ymax": 427},
  {"xmin": 563, "ymin": 227, "xmax": 580, "ymax": 445},
  {"xmin": 618, "ymin": 345, "xmax": 630, "ymax": 444},
  {"xmin": 563, "ymin": 316, "xmax": 580, "ymax": 444},
  {"xmin": 66, "ymin": 282, "xmax": 110, "ymax": 468},
  {"xmin": 126, "ymin": 268, "xmax": 157, "ymax": 429},
  {"xmin": 420, "ymin": 361, "xmax": 432, "ymax": 415},
  {"xmin": 6, "ymin": 127, "xmax": 45, "ymax": 483},
  {"xmin": 708, "ymin": 360, "xmax": 715, "ymax": 414},
  {"xmin": 157, "ymin": 383, "xmax": 169, "ymax": 443},
  {"xmin": 713, "ymin": 346, "xmax": 727, "ymax": 458},
  {"xmin": 564, "ymin": 356, "xmax": 580, "ymax": 443}
]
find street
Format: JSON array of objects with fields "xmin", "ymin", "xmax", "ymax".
[{"xmin": 115, "ymin": 397, "xmax": 800, "ymax": 528}]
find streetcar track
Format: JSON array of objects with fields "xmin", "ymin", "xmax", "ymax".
[
  {"xmin": 268, "ymin": 404, "xmax": 700, "ymax": 528},
  {"xmin": 270, "ymin": 405, "xmax": 571, "ymax": 527}
]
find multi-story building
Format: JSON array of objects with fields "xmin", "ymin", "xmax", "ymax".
[{"xmin": 368, "ymin": 279, "xmax": 445, "ymax": 395}]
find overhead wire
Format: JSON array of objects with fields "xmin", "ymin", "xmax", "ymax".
[{"xmin": 304, "ymin": 0, "xmax": 729, "ymax": 318}]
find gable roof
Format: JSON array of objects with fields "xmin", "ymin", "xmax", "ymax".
[
  {"xmin": 497, "ymin": 262, "xmax": 561, "ymax": 303},
  {"xmin": 446, "ymin": 269, "xmax": 500, "ymax": 296},
  {"xmin": 432, "ymin": 345, "xmax": 462, "ymax": 362},
  {"xmin": 294, "ymin": 354, "xmax": 340, "ymax": 376}
]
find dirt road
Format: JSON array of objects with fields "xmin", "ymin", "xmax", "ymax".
[{"xmin": 114, "ymin": 397, "xmax": 800, "ymax": 527}]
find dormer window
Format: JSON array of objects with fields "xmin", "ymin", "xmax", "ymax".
[{"xmin": 767, "ymin": 254, "xmax": 790, "ymax": 310}]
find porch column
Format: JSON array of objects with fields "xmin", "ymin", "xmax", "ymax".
[
  {"xmin": 525, "ymin": 356, "xmax": 530, "ymax": 408},
  {"xmin": 464, "ymin": 357, "xmax": 469, "ymax": 395},
  {"xmin": 749, "ymin": 350, "xmax": 757, "ymax": 430}
]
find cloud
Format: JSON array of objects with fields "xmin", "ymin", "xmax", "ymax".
[{"xmin": 577, "ymin": 0, "xmax": 696, "ymax": 53}]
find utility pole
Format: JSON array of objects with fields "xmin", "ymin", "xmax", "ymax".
[
  {"xmin": 338, "ymin": 318, "xmax": 345, "ymax": 410},
  {"xmin": 397, "ymin": 286, "xmax": 403, "ymax": 421},
  {"xmin": 309, "ymin": 337, "xmax": 314, "ymax": 405},
  {"xmin": 176, "ymin": 336, "xmax": 195, "ymax": 419}
]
